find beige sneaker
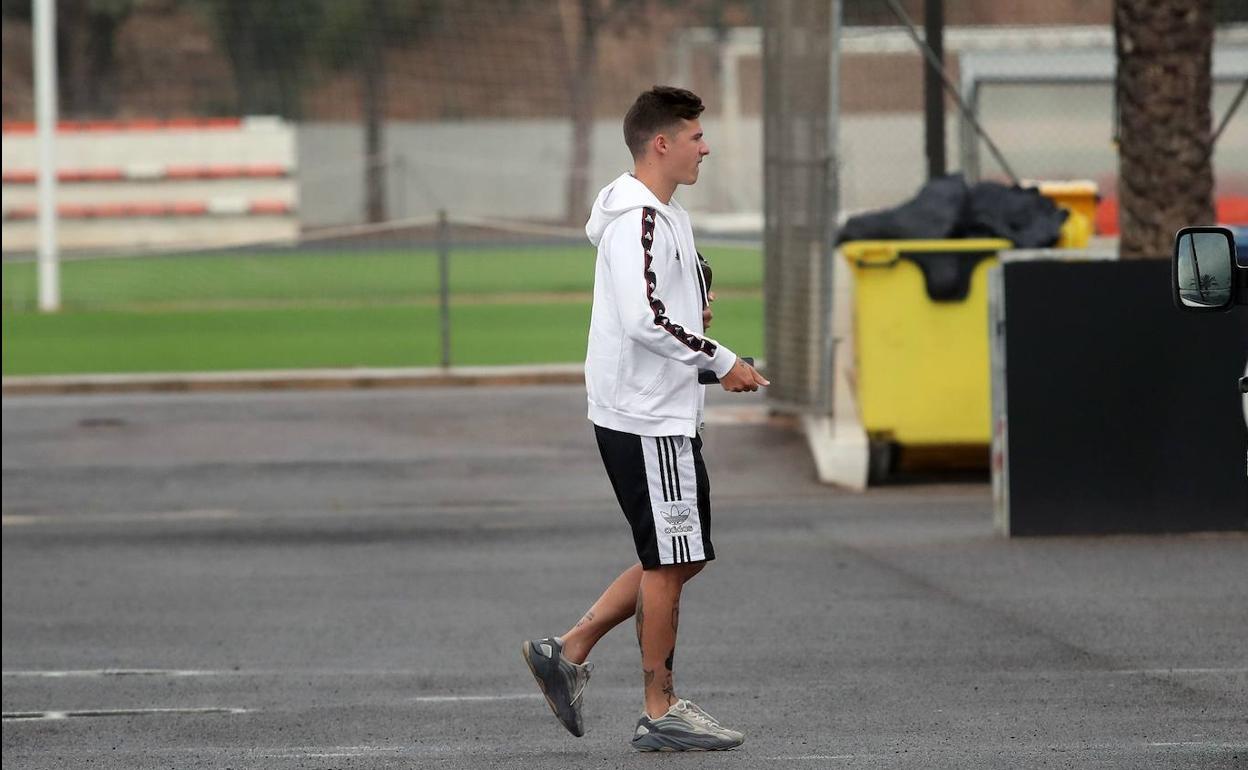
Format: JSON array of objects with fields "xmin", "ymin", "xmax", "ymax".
[{"xmin": 630, "ymin": 699, "xmax": 744, "ymax": 751}]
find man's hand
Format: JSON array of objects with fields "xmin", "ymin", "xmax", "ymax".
[
  {"xmin": 720, "ymin": 356, "xmax": 769, "ymax": 392},
  {"xmin": 702, "ymin": 291, "xmax": 716, "ymax": 329}
]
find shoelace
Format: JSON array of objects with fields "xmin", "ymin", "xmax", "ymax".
[
  {"xmin": 684, "ymin": 701, "xmax": 723, "ymax": 726},
  {"xmin": 677, "ymin": 700, "xmax": 721, "ymax": 730},
  {"xmin": 569, "ymin": 661, "xmax": 593, "ymax": 703}
]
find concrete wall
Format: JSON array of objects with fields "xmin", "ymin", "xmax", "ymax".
[
  {"xmin": 298, "ymin": 115, "xmax": 924, "ymax": 229},
  {"xmin": 299, "ymin": 83, "xmax": 1248, "ymax": 231}
]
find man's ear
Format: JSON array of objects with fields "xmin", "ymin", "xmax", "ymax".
[{"xmin": 652, "ymin": 132, "xmax": 669, "ymax": 157}]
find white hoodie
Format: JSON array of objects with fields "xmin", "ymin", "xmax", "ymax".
[{"xmin": 584, "ymin": 173, "xmax": 737, "ymax": 437}]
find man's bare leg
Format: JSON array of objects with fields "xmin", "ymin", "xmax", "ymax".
[
  {"xmin": 559, "ymin": 564, "xmax": 643, "ymax": 665},
  {"xmin": 637, "ymin": 563, "xmax": 704, "ymax": 718}
]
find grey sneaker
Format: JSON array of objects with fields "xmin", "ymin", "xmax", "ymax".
[
  {"xmin": 521, "ymin": 637, "xmax": 593, "ymax": 737},
  {"xmin": 631, "ymin": 699, "xmax": 745, "ymax": 752}
]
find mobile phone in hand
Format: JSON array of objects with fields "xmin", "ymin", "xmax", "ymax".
[{"xmin": 698, "ymin": 357, "xmax": 754, "ymax": 385}]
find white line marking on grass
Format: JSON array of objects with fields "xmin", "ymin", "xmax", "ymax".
[
  {"xmin": 1, "ymin": 508, "xmax": 239, "ymax": 527},
  {"xmin": 3, "ymin": 707, "xmax": 249, "ymax": 721}
]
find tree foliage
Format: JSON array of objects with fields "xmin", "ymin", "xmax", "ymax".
[
  {"xmin": 187, "ymin": 0, "xmax": 323, "ymax": 118},
  {"xmin": 2, "ymin": 0, "xmax": 136, "ymax": 117}
]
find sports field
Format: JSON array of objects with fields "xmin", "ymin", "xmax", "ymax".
[{"xmin": 1, "ymin": 244, "xmax": 763, "ymax": 375}]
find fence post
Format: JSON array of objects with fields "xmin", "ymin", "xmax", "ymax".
[{"xmin": 437, "ymin": 209, "xmax": 451, "ymax": 369}]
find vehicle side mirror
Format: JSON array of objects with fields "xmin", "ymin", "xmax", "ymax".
[{"xmin": 1172, "ymin": 226, "xmax": 1239, "ymax": 312}]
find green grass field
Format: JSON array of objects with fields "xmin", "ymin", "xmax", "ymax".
[
  {"xmin": 1, "ymin": 244, "xmax": 762, "ymax": 310},
  {"xmin": 2, "ymin": 245, "xmax": 763, "ymax": 375}
]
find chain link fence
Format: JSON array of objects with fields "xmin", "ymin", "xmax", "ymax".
[
  {"xmin": 2, "ymin": 1, "xmax": 1245, "ymax": 376},
  {"xmin": 1, "ymin": 0, "xmax": 770, "ymax": 375}
]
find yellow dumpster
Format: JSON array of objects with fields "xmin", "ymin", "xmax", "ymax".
[
  {"xmin": 1033, "ymin": 180, "xmax": 1099, "ymax": 247},
  {"xmin": 841, "ymin": 239, "xmax": 1010, "ymax": 474}
]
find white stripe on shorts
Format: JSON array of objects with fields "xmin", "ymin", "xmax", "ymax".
[{"xmin": 641, "ymin": 436, "xmax": 706, "ymax": 566}]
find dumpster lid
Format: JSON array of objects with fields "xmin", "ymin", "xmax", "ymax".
[
  {"xmin": 841, "ymin": 239, "xmax": 1011, "ymax": 260},
  {"xmin": 842, "ymin": 239, "xmax": 1011, "ymax": 302},
  {"xmin": 1022, "ymin": 179, "xmax": 1099, "ymax": 195}
]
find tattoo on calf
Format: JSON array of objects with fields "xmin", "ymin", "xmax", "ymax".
[
  {"xmin": 643, "ymin": 668, "xmax": 655, "ymax": 688},
  {"xmin": 634, "ymin": 591, "xmax": 644, "ymax": 648},
  {"xmin": 574, "ymin": 610, "xmax": 595, "ymax": 629},
  {"xmin": 662, "ymin": 646, "xmax": 677, "ymax": 705}
]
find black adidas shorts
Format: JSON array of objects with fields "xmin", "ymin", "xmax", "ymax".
[{"xmin": 594, "ymin": 424, "xmax": 715, "ymax": 570}]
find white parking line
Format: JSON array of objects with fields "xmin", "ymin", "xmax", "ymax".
[
  {"xmin": 0, "ymin": 668, "xmax": 558, "ymax": 681},
  {"xmin": 217, "ymin": 745, "xmax": 410, "ymax": 759},
  {"xmin": 765, "ymin": 755, "xmax": 861, "ymax": 761},
  {"xmin": 1146, "ymin": 742, "xmax": 1248, "ymax": 749},
  {"xmin": 1112, "ymin": 667, "xmax": 1248, "ymax": 675},
  {"xmin": 3, "ymin": 707, "xmax": 249, "ymax": 721},
  {"xmin": 1, "ymin": 509, "xmax": 239, "ymax": 527},
  {"xmin": 3, "ymin": 669, "xmax": 218, "ymax": 678},
  {"xmin": 2, "ymin": 669, "xmax": 638, "ymax": 705},
  {"xmin": 265, "ymin": 748, "xmax": 402, "ymax": 758},
  {"xmin": 9, "ymin": 666, "xmax": 1245, "ymax": 682},
  {"xmin": 768, "ymin": 742, "xmax": 1248, "ymax": 762},
  {"xmin": 411, "ymin": 693, "xmax": 543, "ymax": 703}
]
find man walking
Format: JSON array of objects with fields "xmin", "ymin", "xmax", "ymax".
[{"xmin": 522, "ymin": 86, "xmax": 769, "ymax": 752}]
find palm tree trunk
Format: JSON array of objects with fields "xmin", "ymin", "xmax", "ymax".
[{"xmin": 1114, "ymin": 0, "xmax": 1215, "ymax": 259}]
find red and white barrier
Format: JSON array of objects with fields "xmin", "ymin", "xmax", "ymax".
[
  {"xmin": 3, "ymin": 199, "xmax": 293, "ymax": 221},
  {"xmin": 0, "ymin": 117, "xmax": 271, "ymax": 134},
  {"xmin": 2, "ymin": 164, "xmax": 289, "ymax": 184},
  {"xmin": 1, "ymin": 116, "xmax": 298, "ymax": 252}
]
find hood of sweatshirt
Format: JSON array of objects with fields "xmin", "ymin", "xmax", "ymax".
[{"xmin": 585, "ymin": 173, "xmax": 681, "ymax": 248}]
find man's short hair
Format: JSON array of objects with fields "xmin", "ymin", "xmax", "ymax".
[{"xmin": 623, "ymin": 86, "xmax": 705, "ymax": 159}]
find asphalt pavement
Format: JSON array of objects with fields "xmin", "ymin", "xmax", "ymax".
[{"xmin": 3, "ymin": 385, "xmax": 1245, "ymax": 769}]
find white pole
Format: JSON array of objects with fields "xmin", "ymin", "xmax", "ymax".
[{"xmin": 34, "ymin": 0, "xmax": 60, "ymax": 312}]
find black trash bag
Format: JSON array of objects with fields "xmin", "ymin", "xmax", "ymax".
[
  {"xmin": 959, "ymin": 182, "xmax": 1068, "ymax": 248},
  {"xmin": 839, "ymin": 173, "xmax": 1069, "ymax": 248},
  {"xmin": 837, "ymin": 174, "xmax": 969, "ymax": 243}
]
